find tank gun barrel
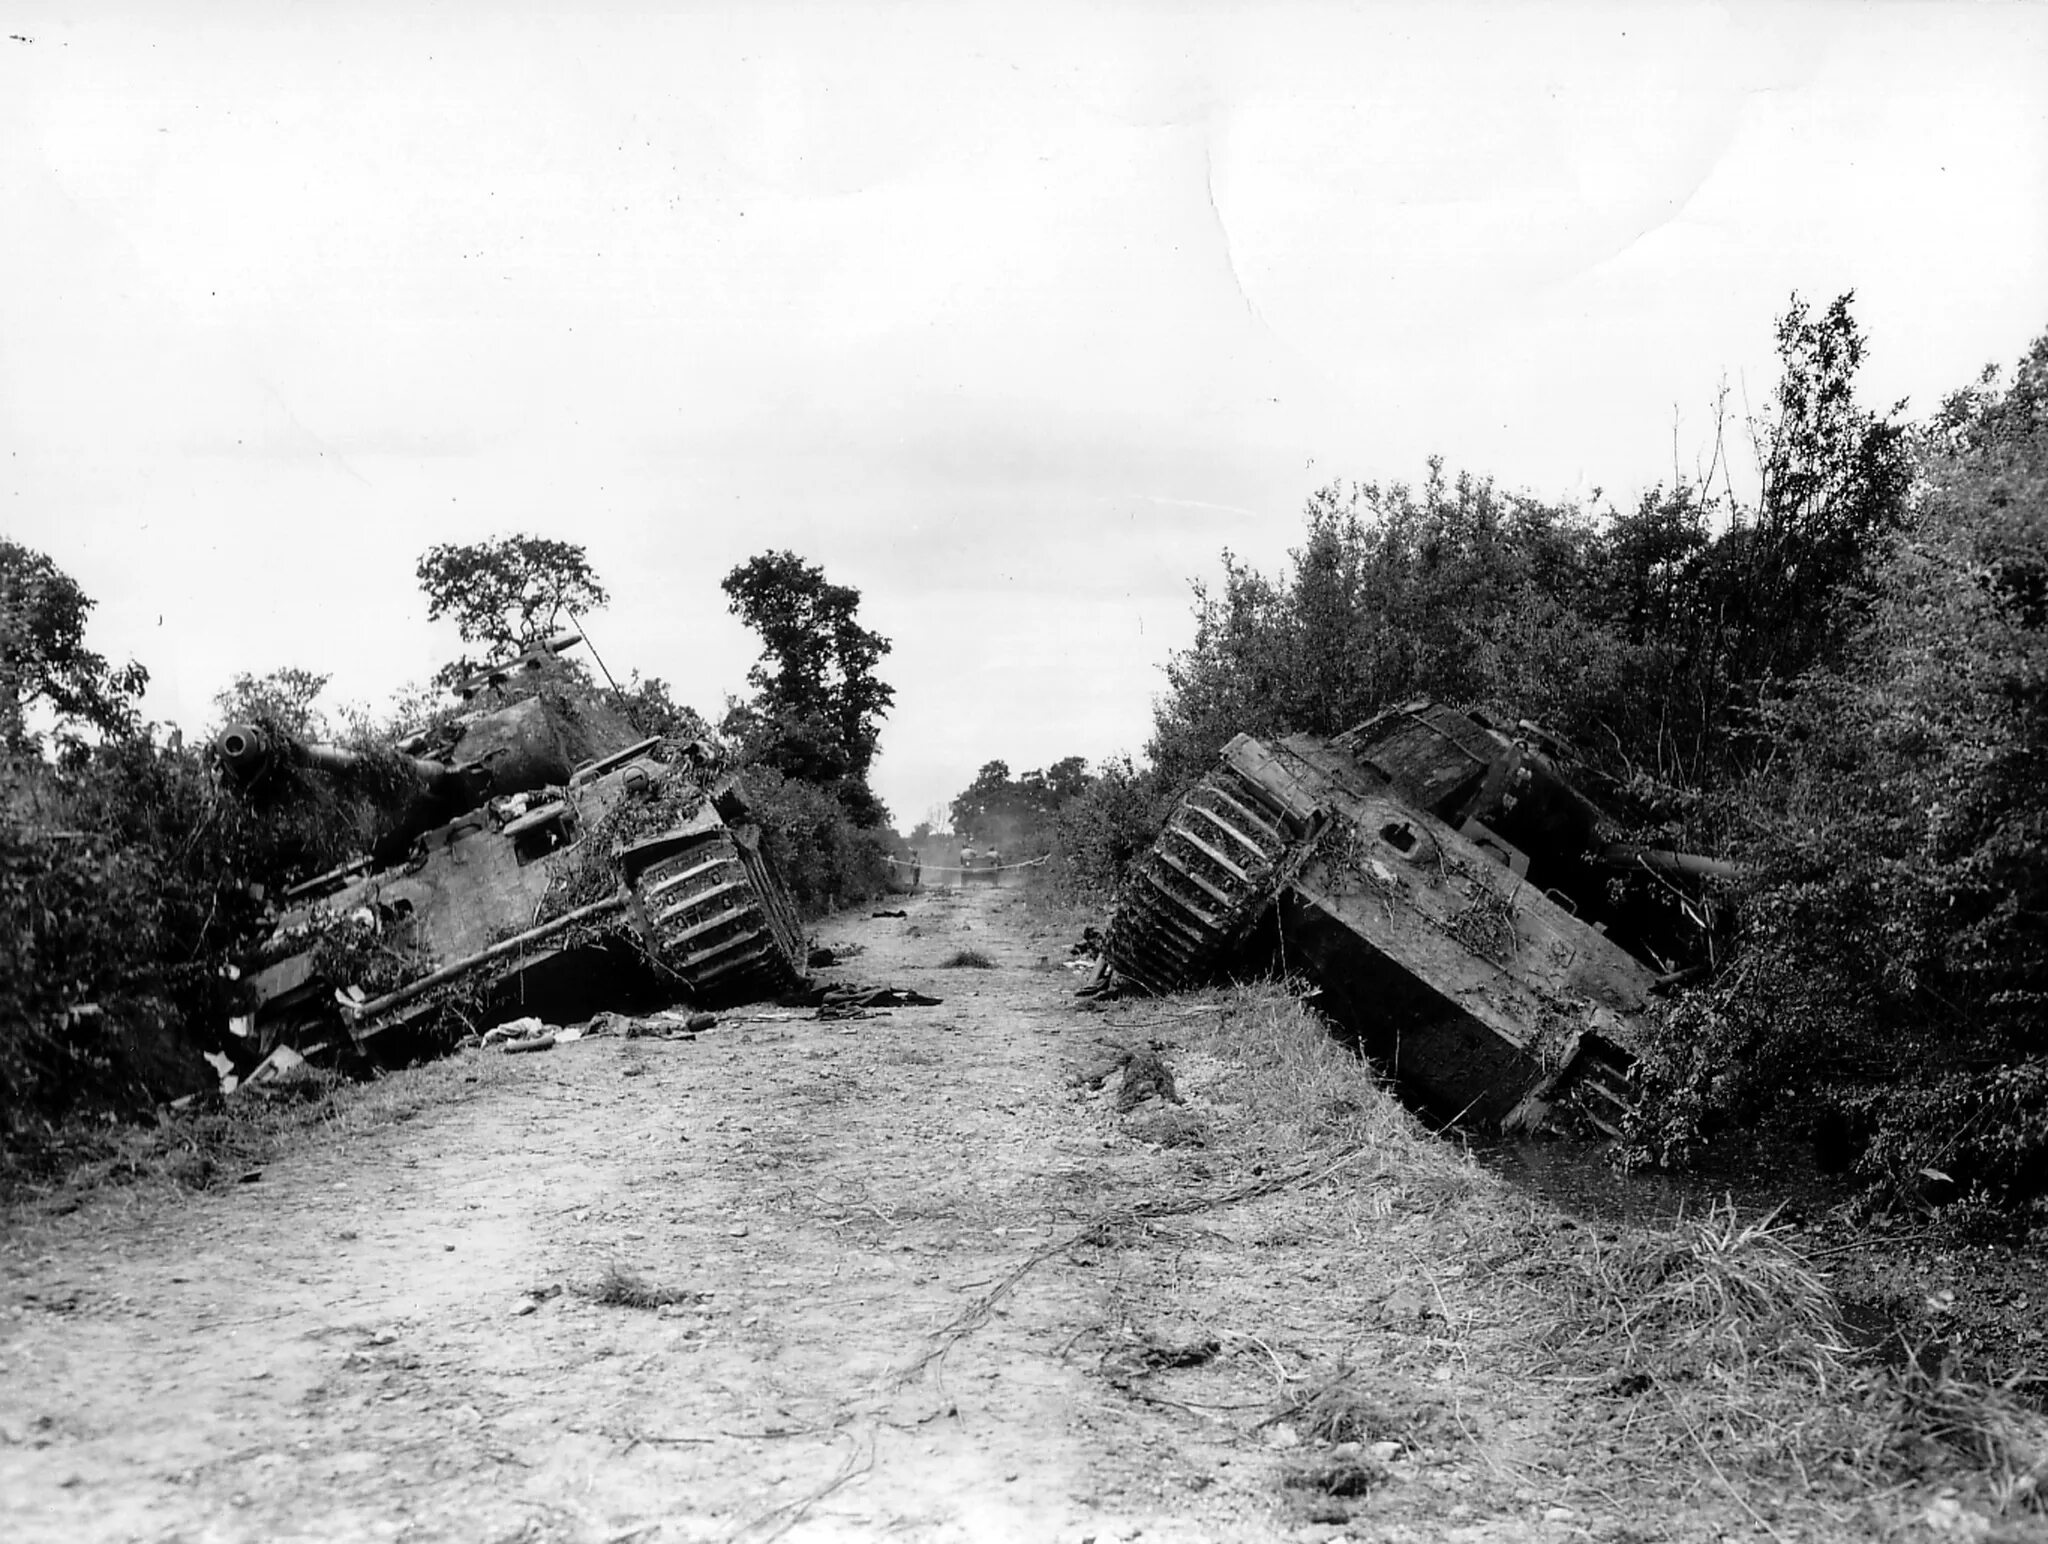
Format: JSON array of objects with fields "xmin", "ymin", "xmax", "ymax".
[
  {"xmin": 1593, "ymin": 843, "xmax": 1747, "ymax": 883},
  {"xmin": 213, "ymin": 723, "xmax": 480, "ymax": 804}
]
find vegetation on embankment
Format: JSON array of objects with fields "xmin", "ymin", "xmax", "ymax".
[
  {"xmin": 1024, "ymin": 299, "xmax": 2048, "ymax": 1236},
  {"xmin": 1104, "ymin": 981, "xmax": 2048, "ymax": 1537}
]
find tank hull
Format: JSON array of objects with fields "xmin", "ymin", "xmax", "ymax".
[
  {"xmin": 234, "ymin": 711, "xmax": 807, "ymax": 1052},
  {"xmin": 1106, "ymin": 721, "xmax": 1662, "ymax": 1135}
]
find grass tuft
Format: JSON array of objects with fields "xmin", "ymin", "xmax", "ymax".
[
  {"xmin": 1276, "ymin": 1369, "xmax": 1445, "ymax": 1448},
  {"xmin": 939, "ymin": 948, "xmax": 996, "ymax": 969},
  {"xmin": 1540, "ymin": 1198, "xmax": 1849, "ymax": 1386},
  {"xmin": 1860, "ymin": 1359, "xmax": 2048, "ymax": 1511},
  {"xmin": 580, "ymin": 1262, "xmax": 698, "ymax": 1310}
]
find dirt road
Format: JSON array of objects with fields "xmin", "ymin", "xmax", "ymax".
[
  {"xmin": 15, "ymin": 884, "xmax": 2015, "ymax": 1544},
  {"xmin": 0, "ymin": 886, "xmax": 1401, "ymax": 1543}
]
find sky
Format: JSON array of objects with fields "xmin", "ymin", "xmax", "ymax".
[{"xmin": 4, "ymin": 2, "xmax": 2045, "ymax": 831}]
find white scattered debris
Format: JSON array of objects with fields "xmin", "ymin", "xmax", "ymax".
[
  {"xmin": 482, "ymin": 1017, "xmax": 549, "ymax": 1045},
  {"xmin": 241, "ymin": 1045, "xmax": 308, "ymax": 1090}
]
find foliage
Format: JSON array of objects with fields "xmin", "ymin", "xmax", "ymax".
[
  {"xmin": 2, "ymin": 733, "xmax": 257, "ymax": 1143},
  {"xmin": 733, "ymin": 762, "xmax": 892, "ymax": 916},
  {"xmin": 1148, "ymin": 468, "xmax": 1639, "ymax": 791},
  {"xmin": 211, "ymin": 668, "xmax": 333, "ymax": 741},
  {"xmin": 1046, "ymin": 755, "xmax": 1167, "ymax": 906},
  {"xmin": 607, "ymin": 672, "xmax": 711, "ymax": 743},
  {"xmin": 947, "ymin": 755, "xmax": 1090, "ymax": 851},
  {"xmin": 415, "ymin": 533, "xmax": 609, "ymax": 662},
  {"xmin": 0, "ymin": 539, "xmax": 148, "ymax": 753},
  {"xmin": 721, "ymin": 551, "xmax": 895, "ymax": 815},
  {"xmin": 1149, "ymin": 293, "xmax": 1909, "ymax": 813},
  {"xmin": 1137, "ymin": 294, "xmax": 2046, "ymax": 1227},
  {"xmin": 1628, "ymin": 327, "xmax": 2048, "ymax": 1228}
]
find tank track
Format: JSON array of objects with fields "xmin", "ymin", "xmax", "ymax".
[
  {"xmin": 1106, "ymin": 764, "xmax": 1300, "ymax": 994},
  {"xmin": 624, "ymin": 822, "xmax": 807, "ymax": 1004}
]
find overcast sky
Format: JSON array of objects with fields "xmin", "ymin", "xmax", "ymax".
[{"xmin": 5, "ymin": 3, "xmax": 2044, "ymax": 830}]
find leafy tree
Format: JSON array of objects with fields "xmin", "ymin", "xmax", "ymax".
[
  {"xmin": 1633, "ymin": 328, "xmax": 2048, "ymax": 1229},
  {"xmin": 415, "ymin": 535, "xmax": 609, "ymax": 661},
  {"xmin": 1048, "ymin": 755, "xmax": 1167, "ymax": 904},
  {"xmin": 948, "ymin": 755, "xmax": 1094, "ymax": 849},
  {"xmin": 1726, "ymin": 292, "xmax": 1913, "ymax": 686},
  {"xmin": 605, "ymin": 673, "xmax": 710, "ymax": 743},
  {"xmin": 1149, "ymin": 469, "xmax": 1614, "ymax": 788},
  {"xmin": 211, "ymin": 668, "xmax": 332, "ymax": 740},
  {"xmin": 721, "ymin": 551, "xmax": 894, "ymax": 798},
  {"xmin": 0, "ymin": 541, "xmax": 148, "ymax": 754}
]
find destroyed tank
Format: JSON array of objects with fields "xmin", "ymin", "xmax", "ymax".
[
  {"xmin": 217, "ymin": 635, "xmax": 807, "ymax": 1058},
  {"xmin": 1105, "ymin": 702, "xmax": 1739, "ymax": 1136}
]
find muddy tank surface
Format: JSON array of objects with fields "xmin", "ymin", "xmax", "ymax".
[
  {"xmin": 1105, "ymin": 702, "xmax": 1738, "ymax": 1135},
  {"xmin": 217, "ymin": 636, "xmax": 807, "ymax": 1060}
]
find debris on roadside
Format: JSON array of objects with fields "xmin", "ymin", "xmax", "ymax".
[
  {"xmin": 233, "ymin": 1045, "xmax": 325, "ymax": 1101},
  {"xmin": 1073, "ymin": 1046, "xmax": 1184, "ymax": 1112},
  {"xmin": 513, "ymin": 1283, "xmax": 563, "ymax": 1316},
  {"xmin": 1132, "ymin": 1331, "xmax": 1220, "ymax": 1370},
  {"xmin": 1116, "ymin": 1050, "xmax": 1183, "ymax": 1112},
  {"xmin": 620, "ymin": 1009, "xmax": 716, "ymax": 1040},
  {"xmin": 483, "ymin": 1017, "xmax": 549, "ymax": 1046},
  {"xmin": 501, "ymin": 1033, "xmax": 556, "ymax": 1054},
  {"xmin": 813, "ymin": 985, "xmax": 944, "ymax": 1020}
]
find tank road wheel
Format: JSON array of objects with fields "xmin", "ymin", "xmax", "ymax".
[
  {"xmin": 1107, "ymin": 765, "xmax": 1300, "ymax": 994},
  {"xmin": 620, "ymin": 819, "xmax": 807, "ymax": 1004},
  {"xmin": 1560, "ymin": 1039, "xmax": 1637, "ymax": 1141}
]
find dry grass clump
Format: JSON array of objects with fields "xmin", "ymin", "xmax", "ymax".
[
  {"xmin": 1858, "ymin": 1360, "xmax": 2048, "ymax": 1515},
  {"xmin": 939, "ymin": 948, "xmax": 996, "ymax": 969},
  {"xmin": 580, "ymin": 1262, "xmax": 698, "ymax": 1310},
  {"xmin": 1173, "ymin": 983, "xmax": 1473, "ymax": 1183},
  {"xmin": 1523, "ymin": 1199, "xmax": 2048, "ymax": 1525},
  {"xmin": 1275, "ymin": 1367, "xmax": 1450, "ymax": 1449},
  {"xmin": 1540, "ymin": 1200, "xmax": 1848, "ymax": 1385},
  {"xmin": 1526, "ymin": 1199, "xmax": 1859, "ymax": 1491}
]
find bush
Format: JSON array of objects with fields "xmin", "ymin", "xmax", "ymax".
[
  {"xmin": 1627, "ymin": 331, "xmax": 2048, "ymax": 1228},
  {"xmin": 2, "ymin": 738, "xmax": 256, "ymax": 1144},
  {"xmin": 1046, "ymin": 755, "xmax": 1167, "ymax": 907},
  {"xmin": 735, "ymin": 763, "xmax": 891, "ymax": 916}
]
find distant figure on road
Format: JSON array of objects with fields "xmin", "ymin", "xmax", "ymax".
[
  {"xmin": 907, "ymin": 847, "xmax": 921, "ymax": 890},
  {"xmin": 960, "ymin": 847, "xmax": 978, "ymax": 879},
  {"xmin": 986, "ymin": 848, "xmax": 1002, "ymax": 886}
]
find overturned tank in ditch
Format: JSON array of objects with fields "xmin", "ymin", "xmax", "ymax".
[
  {"xmin": 217, "ymin": 634, "xmax": 807, "ymax": 1058},
  {"xmin": 1104, "ymin": 702, "xmax": 1739, "ymax": 1136}
]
